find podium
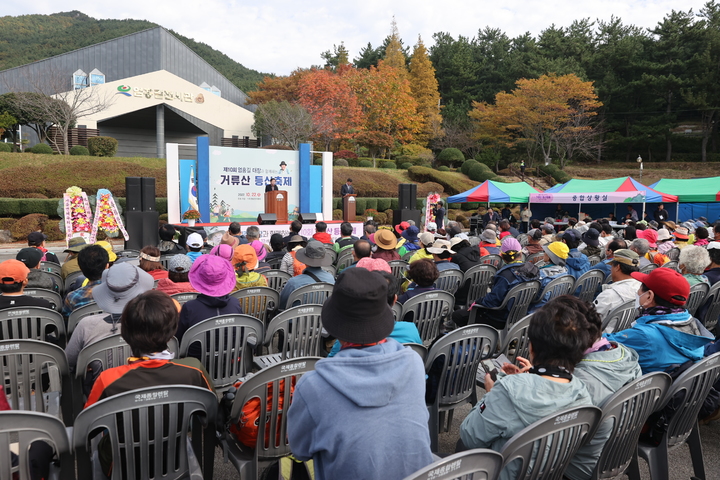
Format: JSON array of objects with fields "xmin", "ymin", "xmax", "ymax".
[
  {"xmin": 265, "ymin": 190, "xmax": 288, "ymax": 223},
  {"xmin": 343, "ymin": 194, "xmax": 356, "ymax": 222}
]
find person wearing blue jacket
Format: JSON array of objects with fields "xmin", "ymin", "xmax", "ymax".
[
  {"xmin": 529, "ymin": 241, "xmax": 570, "ymax": 313},
  {"xmin": 605, "ymin": 268, "xmax": 714, "ymax": 374},
  {"xmin": 560, "ymin": 229, "xmax": 591, "ymax": 280},
  {"xmin": 288, "ymin": 268, "xmax": 433, "ymax": 480}
]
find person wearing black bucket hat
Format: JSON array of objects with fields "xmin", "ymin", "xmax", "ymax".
[
  {"xmin": 287, "ymin": 268, "xmax": 433, "ymax": 480},
  {"xmin": 278, "ymin": 240, "xmax": 335, "ymax": 310}
]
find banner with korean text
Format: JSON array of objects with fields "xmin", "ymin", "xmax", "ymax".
[{"xmin": 530, "ymin": 191, "xmax": 646, "ymax": 204}]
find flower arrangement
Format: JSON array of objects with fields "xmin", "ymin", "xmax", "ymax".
[
  {"xmin": 89, "ymin": 189, "xmax": 128, "ymax": 242},
  {"xmin": 62, "ymin": 186, "xmax": 93, "ymax": 243},
  {"xmin": 183, "ymin": 209, "xmax": 201, "ymax": 220}
]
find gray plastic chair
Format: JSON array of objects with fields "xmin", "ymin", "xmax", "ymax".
[
  {"xmin": 400, "ymin": 290, "xmax": 455, "ymax": 345},
  {"xmin": 533, "ymin": 274, "xmax": 575, "ymax": 305},
  {"xmin": 469, "ymin": 281, "xmax": 541, "ymax": 342},
  {"xmin": 525, "ymin": 252, "xmax": 544, "ymax": 265},
  {"xmin": 23, "ymin": 288, "xmax": 63, "ymax": 312},
  {"xmin": 335, "ymin": 249, "xmax": 355, "ymax": 271},
  {"xmin": 389, "ymin": 260, "xmax": 410, "ymax": 281},
  {"xmin": 662, "ymin": 260, "xmax": 679, "ymax": 271},
  {"xmin": 0, "ymin": 306, "xmax": 65, "ymax": 345},
  {"xmin": 170, "ymin": 291, "xmax": 200, "ymax": 305},
  {"xmin": 499, "ymin": 405, "xmax": 602, "ymax": 480},
  {"xmin": 115, "ymin": 249, "xmax": 141, "ymax": 258},
  {"xmin": 0, "ymin": 339, "xmax": 73, "ymax": 424},
  {"xmin": 589, "ymin": 372, "xmax": 672, "ymax": 479},
  {"xmin": 254, "ymin": 304, "xmax": 324, "ymax": 370},
  {"xmin": 267, "ymin": 255, "xmax": 283, "ymax": 270},
  {"xmin": 698, "ymin": 281, "xmax": 720, "ymax": 331},
  {"xmin": 231, "ymin": 286, "xmax": 279, "ymax": 324},
  {"xmin": 402, "ymin": 250, "xmax": 416, "ymax": 262},
  {"xmin": 0, "ymin": 411, "xmax": 73, "ymax": 480},
  {"xmin": 434, "ymin": 269, "xmax": 464, "ymax": 294},
  {"xmin": 573, "ymin": 269, "xmax": 606, "ymax": 304},
  {"xmin": 480, "ymin": 254, "xmax": 503, "ymax": 270},
  {"xmin": 159, "ymin": 254, "xmax": 175, "ymax": 269},
  {"xmin": 639, "ymin": 263, "xmax": 658, "ymax": 274},
  {"xmin": 462, "ymin": 264, "xmax": 497, "ymax": 304},
  {"xmin": 73, "ymin": 385, "xmax": 218, "ymax": 480},
  {"xmin": 476, "ymin": 314, "xmax": 533, "ymax": 388},
  {"xmin": 323, "ymin": 248, "xmax": 338, "ymax": 265},
  {"xmin": 35, "ymin": 271, "xmax": 63, "ymax": 296},
  {"xmin": 285, "ymin": 282, "xmax": 334, "ymax": 308},
  {"xmin": 320, "ymin": 264, "xmax": 337, "ymax": 278},
  {"xmin": 686, "ymin": 282, "xmax": 710, "ymax": 316},
  {"xmin": 66, "ymin": 301, "xmax": 104, "ymax": 338},
  {"xmin": 601, "ymin": 300, "xmax": 637, "ymax": 333},
  {"xmin": 402, "ymin": 448, "xmax": 503, "ymax": 480},
  {"xmin": 263, "ymin": 270, "xmax": 291, "ymax": 294},
  {"xmin": 178, "ymin": 314, "xmax": 264, "ymax": 393},
  {"xmin": 424, "ymin": 325, "xmax": 499, "ymax": 452},
  {"xmin": 587, "ymin": 255, "xmax": 602, "ymax": 266},
  {"xmin": 403, "ymin": 343, "xmax": 428, "ymax": 362},
  {"xmin": 628, "ymin": 352, "xmax": 720, "ymax": 480},
  {"xmin": 63, "ymin": 271, "xmax": 84, "ymax": 294},
  {"xmin": 40, "ymin": 261, "xmax": 63, "ymax": 276},
  {"xmin": 392, "ymin": 302, "xmax": 403, "ymax": 321},
  {"xmin": 221, "ymin": 357, "xmax": 320, "ymax": 479}
]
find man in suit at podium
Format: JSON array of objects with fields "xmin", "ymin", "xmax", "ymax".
[
  {"xmin": 341, "ymin": 178, "xmax": 355, "ymax": 197},
  {"xmin": 265, "ymin": 177, "xmax": 279, "ymax": 193}
]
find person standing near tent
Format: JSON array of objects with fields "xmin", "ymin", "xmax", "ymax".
[
  {"xmin": 625, "ymin": 205, "xmax": 638, "ymax": 222},
  {"xmin": 521, "ymin": 206, "xmax": 532, "ymax": 233},
  {"xmin": 653, "ymin": 204, "xmax": 668, "ymax": 224},
  {"xmin": 432, "ymin": 200, "xmax": 445, "ymax": 229}
]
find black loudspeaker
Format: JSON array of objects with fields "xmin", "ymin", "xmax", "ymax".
[
  {"xmin": 299, "ymin": 213, "xmax": 317, "ymax": 224},
  {"xmin": 141, "ymin": 177, "xmax": 156, "ymax": 212},
  {"xmin": 257, "ymin": 213, "xmax": 277, "ymax": 225},
  {"xmin": 399, "ymin": 184, "xmax": 417, "ymax": 210},
  {"xmin": 124, "ymin": 211, "xmax": 160, "ymax": 250},
  {"xmin": 142, "ymin": 211, "xmax": 159, "ymax": 246},
  {"xmin": 393, "ymin": 209, "xmax": 421, "ymax": 227},
  {"xmin": 125, "ymin": 177, "xmax": 142, "ymax": 212}
]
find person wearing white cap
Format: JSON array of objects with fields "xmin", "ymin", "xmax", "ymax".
[
  {"xmin": 408, "ymin": 232, "xmax": 435, "ymax": 264},
  {"xmin": 185, "ymin": 232, "xmax": 205, "ymax": 263},
  {"xmin": 425, "ymin": 239, "xmax": 460, "ymax": 272},
  {"xmin": 656, "ymin": 228, "xmax": 675, "ymax": 255}
]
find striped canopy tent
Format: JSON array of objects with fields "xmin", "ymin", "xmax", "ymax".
[
  {"xmin": 650, "ymin": 177, "xmax": 720, "ymax": 221},
  {"xmin": 447, "ymin": 180, "xmax": 541, "ymax": 204}
]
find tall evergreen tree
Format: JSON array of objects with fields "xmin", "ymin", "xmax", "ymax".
[{"xmin": 384, "ymin": 18, "xmax": 408, "ymax": 73}]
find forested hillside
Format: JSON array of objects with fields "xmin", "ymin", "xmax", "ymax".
[{"xmin": 0, "ymin": 11, "xmax": 269, "ymax": 93}]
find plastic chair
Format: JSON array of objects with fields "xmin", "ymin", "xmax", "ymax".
[
  {"xmin": 178, "ymin": 314, "xmax": 264, "ymax": 393},
  {"xmin": 400, "ymin": 290, "xmax": 455, "ymax": 345},
  {"xmin": 231, "ymin": 286, "xmax": 279, "ymax": 324},
  {"xmin": 0, "ymin": 306, "xmax": 65, "ymax": 345},
  {"xmin": 115, "ymin": 249, "xmax": 141, "ymax": 258},
  {"xmin": 63, "ymin": 271, "xmax": 84, "ymax": 294},
  {"xmin": 402, "ymin": 449, "xmax": 503, "ymax": 480},
  {"xmin": 254, "ymin": 304, "xmax": 324, "ymax": 370},
  {"xmin": 532, "ymin": 274, "xmax": 575, "ymax": 305},
  {"xmin": 573, "ymin": 269, "xmax": 606, "ymax": 304},
  {"xmin": 686, "ymin": 282, "xmax": 710, "ymax": 316},
  {"xmin": 424, "ymin": 324, "xmax": 499, "ymax": 452},
  {"xmin": 170, "ymin": 291, "xmax": 200, "ymax": 305},
  {"xmin": 335, "ymin": 249, "xmax": 355, "ymax": 271},
  {"xmin": 23, "ymin": 288, "xmax": 63, "ymax": 312},
  {"xmin": 388, "ymin": 260, "xmax": 410, "ymax": 281},
  {"xmin": 73, "ymin": 385, "xmax": 218, "ymax": 480},
  {"xmin": 36, "ymin": 271, "xmax": 63, "ymax": 295},
  {"xmin": 0, "ymin": 339, "xmax": 73, "ymax": 424},
  {"xmin": 0, "ymin": 411, "xmax": 73, "ymax": 480},
  {"xmin": 461, "ymin": 264, "xmax": 497, "ymax": 305},
  {"xmin": 320, "ymin": 264, "xmax": 337, "ymax": 278},
  {"xmin": 628, "ymin": 352, "xmax": 720, "ymax": 480},
  {"xmin": 479, "ymin": 254, "xmax": 503, "ymax": 270},
  {"xmin": 267, "ymin": 256, "xmax": 283, "ymax": 270},
  {"xmin": 40, "ymin": 261, "xmax": 63, "ymax": 276},
  {"xmin": 323, "ymin": 247, "xmax": 338, "ymax": 265},
  {"xmin": 220, "ymin": 357, "xmax": 320, "ymax": 479},
  {"xmin": 263, "ymin": 270, "xmax": 291, "ymax": 294},
  {"xmin": 66, "ymin": 302, "xmax": 104, "ymax": 338},
  {"xmin": 639, "ymin": 263, "xmax": 658, "ymax": 274},
  {"xmin": 601, "ymin": 300, "xmax": 636, "ymax": 333},
  {"xmin": 434, "ymin": 269, "xmax": 464, "ymax": 294},
  {"xmin": 698, "ymin": 281, "xmax": 720, "ymax": 331},
  {"xmin": 403, "ymin": 343, "xmax": 428, "ymax": 362},
  {"xmin": 159, "ymin": 254, "xmax": 175, "ymax": 269},
  {"xmin": 401, "ymin": 250, "xmax": 416, "ymax": 262},
  {"xmin": 587, "ymin": 255, "xmax": 602, "ymax": 266},
  {"xmin": 499, "ymin": 405, "xmax": 602, "ymax": 480},
  {"xmin": 662, "ymin": 260, "xmax": 679, "ymax": 271},
  {"xmin": 392, "ymin": 302, "xmax": 403, "ymax": 321},
  {"xmin": 469, "ymin": 281, "xmax": 541, "ymax": 343},
  {"xmin": 588, "ymin": 372, "xmax": 671, "ymax": 479},
  {"xmin": 284, "ymin": 282, "xmax": 334, "ymax": 308},
  {"xmin": 476, "ymin": 314, "xmax": 533, "ymax": 388},
  {"xmin": 525, "ymin": 252, "xmax": 544, "ymax": 265}
]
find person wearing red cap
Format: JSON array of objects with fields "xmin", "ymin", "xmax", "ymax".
[{"xmin": 605, "ymin": 268, "xmax": 713, "ymax": 374}]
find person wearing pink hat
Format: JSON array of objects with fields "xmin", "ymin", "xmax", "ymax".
[
  {"xmin": 176, "ymin": 254, "xmax": 243, "ymax": 359},
  {"xmin": 356, "ymin": 257, "xmax": 392, "ymax": 274},
  {"xmin": 637, "ymin": 229, "xmax": 670, "ymax": 266}
]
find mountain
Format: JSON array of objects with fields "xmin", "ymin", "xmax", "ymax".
[{"xmin": 0, "ymin": 11, "xmax": 270, "ymax": 92}]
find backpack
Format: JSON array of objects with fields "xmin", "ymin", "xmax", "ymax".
[
  {"xmin": 290, "ymin": 251, "xmax": 306, "ymax": 277},
  {"xmin": 647, "ymin": 250, "xmax": 669, "ymax": 266},
  {"xmin": 229, "ymin": 377, "xmax": 296, "ymax": 448}
]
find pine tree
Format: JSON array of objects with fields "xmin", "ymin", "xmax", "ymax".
[
  {"xmin": 383, "ymin": 17, "xmax": 407, "ymax": 73},
  {"xmin": 409, "ymin": 35, "xmax": 443, "ymax": 145}
]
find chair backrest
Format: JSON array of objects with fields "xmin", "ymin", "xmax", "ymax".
[
  {"xmin": 159, "ymin": 254, "xmax": 175, "ymax": 270},
  {"xmin": 698, "ymin": 281, "xmax": 720, "ymax": 331},
  {"xmin": 36, "ymin": 271, "xmax": 63, "ymax": 294},
  {"xmin": 0, "ymin": 339, "xmax": 71, "ymax": 416},
  {"xmin": 285, "ymin": 282, "xmax": 334, "ymax": 308},
  {"xmin": 231, "ymin": 287, "xmax": 280, "ymax": 324},
  {"xmin": 179, "ymin": 314, "xmax": 264, "ymax": 390},
  {"xmin": 401, "ymin": 290, "xmax": 455, "ymax": 345},
  {"xmin": 535, "ymin": 274, "xmax": 575, "ymax": 304},
  {"xmin": 639, "ymin": 263, "xmax": 658, "ymax": 274},
  {"xmin": 402, "ymin": 449, "xmax": 503, "ymax": 480},
  {"xmin": 392, "ymin": 302, "xmax": 403, "ymax": 321},
  {"xmin": 601, "ymin": 300, "xmax": 636, "ymax": 333},
  {"xmin": 663, "ymin": 352, "xmax": 720, "ymax": 449},
  {"xmin": 0, "ymin": 411, "xmax": 71, "ymax": 480},
  {"xmin": 516, "ymin": 233, "xmax": 528, "ymax": 246},
  {"xmin": 388, "ymin": 260, "xmax": 410, "ymax": 281},
  {"xmin": 665, "ymin": 248, "xmax": 680, "ymax": 262},
  {"xmin": 23, "ymin": 288, "xmax": 63, "ymax": 312},
  {"xmin": 462, "ymin": 264, "xmax": 497, "ymax": 304},
  {"xmin": 662, "ymin": 260, "xmax": 679, "ymax": 271},
  {"xmin": 592, "ymin": 372, "xmax": 672, "ymax": 479},
  {"xmin": 267, "ymin": 255, "xmax": 283, "ymax": 270},
  {"xmin": 587, "ymin": 255, "xmax": 602, "ymax": 266},
  {"xmin": 434, "ymin": 269, "xmax": 464, "ymax": 294},
  {"xmin": 425, "ymin": 325, "xmax": 499, "ymax": 407},
  {"xmin": 72, "ymin": 385, "xmax": 217, "ymax": 480},
  {"xmin": 498, "ymin": 314, "xmax": 533, "ymax": 366},
  {"xmin": 322, "ymin": 247, "xmax": 338, "ymax": 265},
  {"xmin": 686, "ymin": 282, "xmax": 710, "ymax": 316},
  {"xmin": 170, "ymin": 291, "xmax": 200, "ymax": 305},
  {"xmin": 263, "ymin": 304, "xmax": 324, "ymax": 359},
  {"xmin": 335, "ymin": 249, "xmax": 354, "ymax": 269},
  {"xmin": 494, "ymin": 280, "xmax": 541, "ymax": 333},
  {"xmin": 0, "ymin": 306, "xmax": 65, "ymax": 344},
  {"xmin": 40, "ymin": 261, "xmax": 63, "ymax": 276},
  {"xmin": 63, "ymin": 270, "xmax": 84, "ymax": 293},
  {"xmin": 573, "ymin": 269, "xmax": 606, "ymax": 304},
  {"xmin": 480, "ymin": 254, "xmax": 503, "ymax": 270},
  {"xmin": 75, "ymin": 333, "xmax": 134, "ymax": 381},
  {"xmin": 229, "ymin": 357, "xmax": 320, "ymax": 464},
  {"xmin": 499, "ymin": 405, "xmax": 602, "ymax": 480},
  {"xmin": 263, "ymin": 270, "xmax": 292, "ymax": 293},
  {"xmin": 67, "ymin": 302, "xmax": 104, "ymax": 337},
  {"xmin": 320, "ymin": 264, "xmax": 337, "ymax": 278},
  {"xmin": 115, "ymin": 249, "xmax": 141, "ymax": 258},
  {"xmin": 401, "ymin": 250, "xmax": 416, "ymax": 262},
  {"xmin": 403, "ymin": 343, "xmax": 428, "ymax": 362},
  {"xmin": 525, "ymin": 252, "xmax": 544, "ymax": 265}
]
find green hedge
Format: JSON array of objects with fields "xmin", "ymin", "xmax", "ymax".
[
  {"xmin": 332, "ymin": 197, "xmax": 423, "ymax": 215},
  {"xmin": 460, "ymin": 159, "xmax": 479, "ymax": 175},
  {"xmin": 468, "ymin": 163, "xmax": 499, "ymax": 182},
  {"xmin": 0, "ymin": 143, "xmax": 12, "ymax": 153},
  {"xmin": 539, "ymin": 164, "xmax": 572, "ymax": 184},
  {"xmin": 0, "ymin": 197, "xmax": 169, "ymax": 217}
]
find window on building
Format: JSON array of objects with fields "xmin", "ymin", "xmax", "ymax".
[
  {"xmin": 89, "ymin": 69, "xmax": 105, "ymax": 86},
  {"xmin": 199, "ymin": 82, "xmax": 211, "ymax": 92},
  {"xmin": 73, "ymin": 69, "xmax": 88, "ymax": 90},
  {"xmin": 210, "ymin": 85, "xmax": 221, "ymax": 97}
]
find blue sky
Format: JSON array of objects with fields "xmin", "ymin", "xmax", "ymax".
[{"xmin": 5, "ymin": 0, "xmax": 711, "ymax": 75}]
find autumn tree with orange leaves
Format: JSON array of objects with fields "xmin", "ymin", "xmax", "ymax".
[{"xmin": 470, "ymin": 73, "xmax": 602, "ymax": 169}]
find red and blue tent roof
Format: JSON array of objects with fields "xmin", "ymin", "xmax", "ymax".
[
  {"xmin": 448, "ymin": 180, "xmax": 541, "ymax": 203},
  {"xmin": 544, "ymin": 177, "xmax": 677, "ymax": 203}
]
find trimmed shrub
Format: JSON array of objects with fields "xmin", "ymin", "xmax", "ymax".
[
  {"xmin": 0, "ymin": 218, "xmax": 17, "ymax": 231},
  {"xmin": 334, "ymin": 150, "xmax": 358, "ymax": 160},
  {"xmin": 365, "ymin": 198, "xmax": 378, "ymax": 211},
  {"xmin": 358, "ymin": 160, "xmax": 373, "ymax": 168},
  {"xmin": 44, "ymin": 220, "xmax": 65, "ymax": 241},
  {"xmin": 448, "ymin": 203, "xmax": 461, "ymax": 210},
  {"xmin": 468, "ymin": 163, "xmax": 499, "ymax": 182},
  {"xmin": 379, "ymin": 161, "xmax": 396, "ymax": 169},
  {"xmin": 87, "ymin": 136, "xmax": 119, "ymax": 157},
  {"xmin": 159, "ymin": 213, "xmax": 169, "ymax": 222},
  {"xmin": 540, "ymin": 164, "xmax": 572, "ymax": 184},
  {"xmin": 390, "ymin": 198, "xmax": 400, "ymax": 210},
  {"xmin": 0, "ymin": 143, "xmax": 12, "ymax": 153},
  {"xmin": 356, "ymin": 215, "xmax": 367, "ymax": 224},
  {"xmin": 333, "ymin": 158, "xmax": 349, "ymax": 167},
  {"xmin": 10, "ymin": 214, "xmax": 49, "ymax": 241},
  {"xmin": 399, "ymin": 162, "xmax": 413, "ymax": 170},
  {"xmin": 437, "ymin": 148, "xmax": 465, "ymax": 167},
  {"xmin": 354, "ymin": 198, "xmax": 367, "ymax": 215},
  {"xmin": 70, "ymin": 145, "xmax": 90, "ymax": 156},
  {"xmin": 437, "ymin": 166, "xmax": 450, "ymax": 172},
  {"xmin": 30, "ymin": 143, "xmax": 54, "ymax": 155},
  {"xmin": 407, "ymin": 166, "xmax": 477, "ymax": 196},
  {"xmin": 384, "ymin": 209, "xmax": 394, "ymax": 220},
  {"xmin": 374, "ymin": 212, "xmax": 388, "ymax": 225},
  {"xmin": 417, "ymin": 182, "xmax": 445, "ymax": 197},
  {"xmin": 460, "ymin": 159, "xmax": 479, "ymax": 175},
  {"xmin": 377, "ymin": 198, "xmax": 392, "ymax": 212},
  {"xmin": 333, "ymin": 209, "xmax": 343, "ymax": 220},
  {"xmin": 462, "ymin": 202, "xmax": 481, "ymax": 211},
  {"xmin": 456, "ymin": 214, "xmax": 469, "ymax": 228}
]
